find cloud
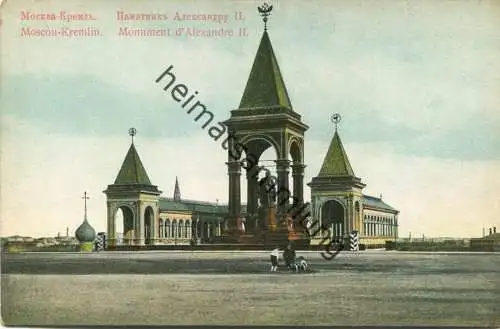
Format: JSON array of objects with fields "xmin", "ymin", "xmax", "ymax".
[{"xmin": 1, "ymin": 73, "xmax": 236, "ymax": 139}]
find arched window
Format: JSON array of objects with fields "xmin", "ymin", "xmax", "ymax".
[
  {"xmin": 159, "ymin": 219, "xmax": 164, "ymax": 238},
  {"xmin": 179, "ymin": 220, "xmax": 184, "ymax": 238},
  {"xmin": 165, "ymin": 219, "xmax": 170, "ymax": 238},
  {"xmin": 185, "ymin": 221, "xmax": 191, "ymax": 238},
  {"xmin": 172, "ymin": 219, "xmax": 177, "ymax": 238},
  {"xmin": 203, "ymin": 221, "xmax": 208, "ymax": 239}
]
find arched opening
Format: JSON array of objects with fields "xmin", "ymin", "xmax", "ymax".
[
  {"xmin": 216, "ymin": 220, "xmax": 222, "ymax": 236},
  {"xmin": 172, "ymin": 219, "xmax": 177, "ymax": 240},
  {"xmin": 289, "ymin": 139, "xmax": 304, "ymax": 215},
  {"xmin": 159, "ymin": 219, "xmax": 164, "ymax": 238},
  {"xmin": 115, "ymin": 206, "xmax": 134, "ymax": 245},
  {"xmin": 179, "ymin": 220, "xmax": 184, "ymax": 238},
  {"xmin": 165, "ymin": 219, "xmax": 170, "ymax": 238},
  {"xmin": 203, "ymin": 221, "xmax": 209, "ymax": 242},
  {"xmin": 196, "ymin": 219, "xmax": 202, "ymax": 239},
  {"xmin": 185, "ymin": 221, "xmax": 191, "ymax": 238},
  {"xmin": 210, "ymin": 222, "xmax": 216, "ymax": 242},
  {"xmin": 235, "ymin": 135, "xmax": 280, "ymax": 234},
  {"xmin": 289, "ymin": 141, "xmax": 302, "ymax": 163},
  {"xmin": 144, "ymin": 206, "xmax": 154, "ymax": 245},
  {"xmin": 321, "ymin": 199, "xmax": 345, "ymax": 239}
]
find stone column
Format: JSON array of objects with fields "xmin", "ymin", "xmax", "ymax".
[
  {"xmin": 291, "ymin": 164, "xmax": 305, "ymax": 205},
  {"xmin": 346, "ymin": 195, "xmax": 353, "ymax": 235},
  {"xmin": 149, "ymin": 204, "xmax": 156, "ymax": 245},
  {"xmin": 312, "ymin": 198, "xmax": 317, "ymax": 227},
  {"xmin": 135, "ymin": 202, "xmax": 145, "ymax": 246},
  {"xmin": 246, "ymin": 169, "xmax": 258, "ymax": 229},
  {"xmin": 395, "ymin": 215, "xmax": 399, "ymax": 238},
  {"xmin": 275, "ymin": 159, "xmax": 291, "ymax": 218},
  {"xmin": 227, "ymin": 160, "xmax": 241, "ymax": 233},
  {"xmin": 106, "ymin": 202, "xmax": 116, "ymax": 247},
  {"xmin": 360, "ymin": 206, "xmax": 364, "ymax": 234}
]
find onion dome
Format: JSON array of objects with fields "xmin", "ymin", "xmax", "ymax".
[
  {"xmin": 75, "ymin": 218, "xmax": 96, "ymax": 243},
  {"xmin": 75, "ymin": 191, "xmax": 96, "ymax": 243}
]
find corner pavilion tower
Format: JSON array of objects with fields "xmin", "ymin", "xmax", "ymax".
[
  {"xmin": 104, "ymin": 128, "xmax": 161, "ymax": 247},
  {"xmin": 308, "ymin": 115, "xmax": 366, "ymax": 240},
  {"xmin": 308, "ymin": 115, "xmax": 400, "ymax": 247}
]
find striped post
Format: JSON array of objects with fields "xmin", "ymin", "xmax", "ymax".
[
  {"xmin": 95, "ymin": 232, "xmax": 106, "ymax": 251},
  {"xmin": 349, "ymin": 230, "xmax": 359, "ymax": 251}
]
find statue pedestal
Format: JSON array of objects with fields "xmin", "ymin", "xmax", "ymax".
[
  {"xmin": 218, "ymin": 216, "xmax": 242, "ymax": 244},
  {"xmin": 217, "ymin": 206, "xmax": 310, "ymax": 249},
  {"xmin": 266, "ymin": 205, "xmax": 277, "ymax": 231}
]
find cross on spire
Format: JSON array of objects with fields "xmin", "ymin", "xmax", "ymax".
[
  {"xmin": 128, "ymin": 127, "xmax": 137, "ymax": 144},
  {"xmin": 82, "ymin": 191, "xmax": 90, "ymax": 221},
  {"xmin": 331, "ymin": 113, "xmax": 342, "ymax": 131},
  {"xmin": 258, "ymin": 2, "xmax": 273, "ymax": 31}
]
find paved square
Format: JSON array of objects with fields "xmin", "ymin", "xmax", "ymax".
[{"xmin": 2, "ymin": 251, "xmax": 499, "ymax": 326}]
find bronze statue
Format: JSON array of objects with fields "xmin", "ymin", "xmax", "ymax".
[{"xmin": 258, "ymin": 170, "xmax": 277, "ymax": 207}]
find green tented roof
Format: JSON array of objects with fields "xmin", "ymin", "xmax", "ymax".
[
  {"xmin": 114, "ymin": 143, "xmax": 152, "ymax": 185},
  {"xmin": 238, "ymin": 31, "xmax": 292, "ymax": 110},
  {"xmin": 318, "ymin": 130, "xmax": 355, "ymax": 177}
]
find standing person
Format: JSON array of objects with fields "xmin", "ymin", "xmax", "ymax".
[
  {"xmin": 270, "ymin": 246, "xmax": 280, "ymax": 272},
  {"xmin": 283, "ymin": 243, "xmax": 297, "ymax": 270}
]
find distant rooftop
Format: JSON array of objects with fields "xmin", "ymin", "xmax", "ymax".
[
  {"xmin": 159, "ymin": 194, "xmax": 397, "ymax": 215},
  {"xmin": 362, "ymin": 195, "xmax": 399, "ymax": 213}
]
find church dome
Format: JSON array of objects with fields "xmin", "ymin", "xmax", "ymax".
[{"xmin": 75, "ymin": 219, "xmax": 96, "ymax": 243}]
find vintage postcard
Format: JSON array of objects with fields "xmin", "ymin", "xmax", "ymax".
[{"xmin": 1, "ymin": 0, "xmax": 499, "ymax": 327}]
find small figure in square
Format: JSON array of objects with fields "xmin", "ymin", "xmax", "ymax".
[
  {"xmin": 283, "ymin": 242, "xmax": 296, "ymax": 271},
  {"xmin": 270, "ymin": 246, "xmax": 280, "ymax": 272}
]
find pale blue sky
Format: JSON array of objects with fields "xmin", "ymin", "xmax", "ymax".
[{"xmin": 1, "ymin": 0, "xmax": 499, "ymax": 238}]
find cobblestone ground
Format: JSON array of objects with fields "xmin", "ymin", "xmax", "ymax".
[{"xmin": 2, "ymin": 251, "xmax": 499, "ymax": 326}]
